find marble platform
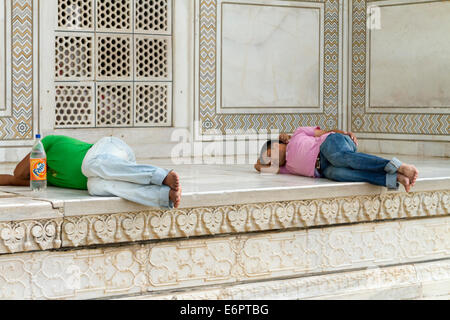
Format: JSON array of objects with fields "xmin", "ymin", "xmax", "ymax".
[
  {"xmin": 0, "ymin": 154, "xmax": 448, "ymax": 300},
  {"xmin": 0, "ymin": 153, "xmax": 449, "ymax": 211}
]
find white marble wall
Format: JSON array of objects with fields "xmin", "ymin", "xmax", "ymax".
[
  {"xmin": 350, "ymin": 0, "xmax": 449, "ymax": 156},
  {"xmin": 0, "ymin": 0, "xmax": 448, "ymax": 162},
  {"xmin": 368, "ymin": 0, "xmax": 450, "ymax": 110},
  {"xmin": 37, "ymin": 0, "xmax": 193, "ymax": 161},
  {"xmin": 0, "ymin": 2, "xmax": 5, "ymax": 115},
  {"xmin": 219, "ymin": 1, "xmax": 322, "ymax": 113}
]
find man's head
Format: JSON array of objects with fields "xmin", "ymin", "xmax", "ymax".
[{"xmin": 259, "ymin": 140, "xmax": 287, "ymax": 167}]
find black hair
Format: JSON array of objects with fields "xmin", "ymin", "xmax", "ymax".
[{"xmin": 259, "ymin": 140, "xmax": 284, "ymax": 165}]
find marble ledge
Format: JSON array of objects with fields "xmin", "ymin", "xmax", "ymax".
[
  {"xmin": 0, "ymin": 194, "xmax": 62, "ymax": 221},
  {"xmin": 0, "ymin": 158, "xmax": 447, "ymax": 255},
  {"xmin": 1, "ymin": 154, "xmax": 449, "ymax": 214},
  {"xmin": 0, "ymin": 174, "xmax": 449, "ymax": 216},
  {"xmin": 0, "ymin": 182, "xmax": 447, "ymax": 255}
]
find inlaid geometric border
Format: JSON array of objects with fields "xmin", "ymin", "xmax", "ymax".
[
  {"xmin": 195, "ymin": 0, "xmax": 341, "ymax": 139},
  {"xmin": 350, "ymin": 0, "xmax": 449, "ymax": 140},
  {"xmin": 0, "ymin": 0, "xmax": 34, "ymax": 142}
]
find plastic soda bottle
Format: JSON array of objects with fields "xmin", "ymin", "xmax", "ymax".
[{"xmin": 30, "ymin": 134, "xmax": 47, "ymax": 191}]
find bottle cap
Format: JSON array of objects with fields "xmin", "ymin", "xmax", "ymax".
[{"xmin": 36, "ymin": 134, "xmax": 41, "ymax": 139}]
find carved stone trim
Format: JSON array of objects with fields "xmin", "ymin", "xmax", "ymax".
[
  {"xmin": 0, "ymin": 218, "xmax": 63, "ymax": 254},
  {"xmin": 127, "ymin": 260, "xmax": 450, "ymax": 300},
  {"xmin": 61, "ymin": 190, "xmax": 450, "ymax": 248},
  {"xmin": 0, "ymin": 216, "xmax": 448, "ymax": 299}
]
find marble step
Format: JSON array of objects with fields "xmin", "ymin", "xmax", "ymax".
[
  {"xmin": 0, "ymin": 215, "xmax": 448, "ymax": 300},
  {"xmin": 0, "ymin": 154, "xmax": 448, "ymax": 299},
  {"xmin": 0, "ymin": 154, "xmax": 448, "ymax": 255}
]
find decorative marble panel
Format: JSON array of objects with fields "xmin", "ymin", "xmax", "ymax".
[
  {"xmin": 96, "ymin": 34, "xmax": 133, "ymax": 81},
  {"xmin": 195, "ymin": 0, "xmax": 341, "ymax": 139},
  {"xmin": 350, "ymin": 0, "xmax": 449, "ymax": 141},
  {"xmin": 0, "ymin": 218, "xmax": 63, "ymax": 254},
  {"xmin": 219, "ymin": 2, "xmax": 323, "ymax": 113},
  {"xmin": 135, "ymin": 0, "xmax": 171, "ymax": 34},
  {"xmin": 217, "ymin": 3, "xmax": 324, "ymax": 114},
  {"xmin": 57, "ymin": 0, "xmax": 94, "ymax": 31},
  {"xmin": 0, "ymin": 0, "xmax": 35, "ymax": 144},
  {"xmin": 366, "ymin": 0, "xmax": 450, "ymax": 110},
  {"xmin": 55, "ymin": 33, "xmax": 94, "ymax": 81},
  {"xmin": 55, "ymin": 84, "xmax": 94, "ymax": 128},
  {"xmin": 96, "ymin": 83, "xmax": 132, "ymax": 127},
  {"xmin": 96, "ymin": 0, "xmax": 132, "ymax": 32},
  {"xmin": 130, "ymin": 260, "xmax": 450, "ymax": 300},
  {"xmin": 0, "ymin": 216, "xmax": 448, "ymax": 299},
  {"xmin": 134, "ymin": 83, "xmax": 172, "ymax": 126},
  {"xmin": 135, "ymin": 35, "xmax": 172, "ymax": 81},
  {"xmin": 60, "ymin": 190, "xmax": 449, "ymax": 248},
  {"xmin": 0, "ymin": 1, "xmax": 6, "ymax": 114}
]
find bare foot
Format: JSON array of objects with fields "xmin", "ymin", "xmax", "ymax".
[
  {"xmin": 169, "ymin": 188, "xmax": 182, "ymax": 208},
  {"xmin": 398, "ymin": 164, "xmax": 419, "ymax": 187},
  {"xmin": 163, "ymin": 171, "xmax": 180, "ymax": 191},
  {"xmin": 397, "ymin": 173, "xmax": 411, "ymax": 193}
]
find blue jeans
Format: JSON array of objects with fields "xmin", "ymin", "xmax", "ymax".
[
  {"xmin": 319, "ymin": 133, "xmax": 402, "ymax": 190},
  {"xmin": 81, "ymin": 137, "xmax": 173, "ymax": 208}
]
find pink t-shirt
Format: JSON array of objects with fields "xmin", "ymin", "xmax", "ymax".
[{"xmin": 279, "ymin": 126, "xmax": 334, "ymax": 178}]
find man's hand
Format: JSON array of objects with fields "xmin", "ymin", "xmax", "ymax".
[
  {"xmin": 279, "ymin": 133, "xmax": 291, "ymax": 144},
  {"xmin": 254, "ymin": 159, "xmax": 279, "ymax": 174},
  {"xmin": 0, "ymin": 174, "xmax": 29, "ymax": 186},
  {"xmin": 254, "ymin": 159, "xmax": 263, "ymax": 172},
  {"xmin": 14, "ymin": 152, "xmax": 30, "ymax": 180},
  {"xmin": 345, "ymin": 131, "xmax": 358, "ymax": 146},
  {"xmin": 318, "ymin": 129, "xmax": 359, "ymax": 147}
]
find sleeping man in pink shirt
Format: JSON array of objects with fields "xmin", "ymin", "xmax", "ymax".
[{"xmin": 254, "ymin": 127, "xmax": 419, "ymax": 192}]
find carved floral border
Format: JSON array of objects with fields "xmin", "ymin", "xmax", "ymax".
[
  {"xmin": 130, "ymin": 260, "xmax": 450, "ymax": 300},
  {"xmin": 0, "ymin": 190, "xmax": 448, "ymax": 255},
  {"xmin": 0, "ymin": 216, "xmax": 448, "ymax": 299},
  {"xmin": 61, "ymin": 190, "xmax": 449, "ymax": 248}
]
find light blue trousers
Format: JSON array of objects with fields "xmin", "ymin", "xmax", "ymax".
[{"xmin": 81, "ymin": 137, "xmax": 173, "ymax": 208}]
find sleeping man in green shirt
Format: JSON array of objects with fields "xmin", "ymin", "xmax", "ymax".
[{"xmin": 0, "ymin": 135, "xmax": 181, "ymax": 209}]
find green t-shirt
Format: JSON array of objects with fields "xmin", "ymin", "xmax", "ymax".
[{"xmin": 41, "ymin": 135, "xmax": 93, "ymax": 190}]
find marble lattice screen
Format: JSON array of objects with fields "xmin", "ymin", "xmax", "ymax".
[{"xmin": 54, "ymin": 0, "xmax": 173, "ymax": 128}]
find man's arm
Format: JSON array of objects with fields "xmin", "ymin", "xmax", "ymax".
[
  {"xmin": 314, "ymin": 129, "xmax": 358, "ymax": 146},
  {"xmin": 279, "ymin": 133, "xmax": 291, "ymax": 144},
  {"xmin": 254, "ymin": 159, "xmax": 280, "ymax": 174},
  {"xmin": 14, "ymin": 152, "xmax": 30, "ymax": 180},
  {"xmin": 0, "ymin": 174, "xmax": 29, "ymax": 186}
]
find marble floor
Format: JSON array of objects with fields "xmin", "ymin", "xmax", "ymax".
[
  {"xmin": 0, "ymin": 153, "xmax": 448, "ymax": 211},
  {"xmin": 146, "ymin": 153, "xmax": 450, "ymax": 192}
]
